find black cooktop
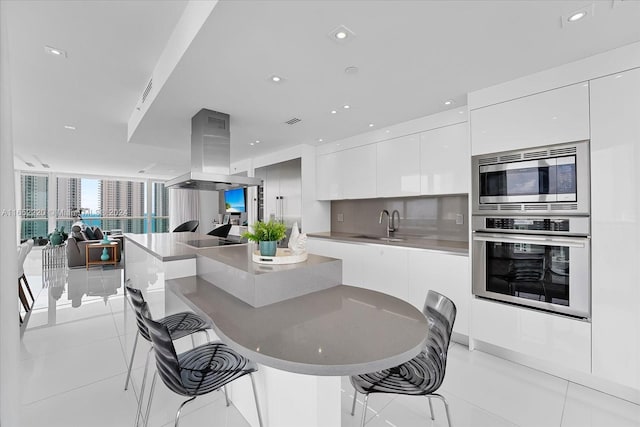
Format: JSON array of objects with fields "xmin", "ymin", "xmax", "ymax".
[{"xmin": 185, "ymin": 238, "xmax": 242, "ymax": 248}]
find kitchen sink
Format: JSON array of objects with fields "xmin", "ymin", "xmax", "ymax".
[{"xmin": 352, "ymin": 235, "xmax": 406, "ymax": 242}]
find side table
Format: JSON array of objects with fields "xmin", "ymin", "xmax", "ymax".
[{"xmin": 86, "ymin": 242, "xmax": 119, "ymax": 269}]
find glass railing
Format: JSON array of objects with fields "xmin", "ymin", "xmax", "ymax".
[{"xmin": 55, "ymin": 216, "xmax": 170, "ymax": 235}]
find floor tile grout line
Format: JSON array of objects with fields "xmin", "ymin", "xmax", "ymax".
[
  {"xmin": 558, "ymin": 381, "xmax": 570, "ymax": 427},
  {"xmin": 438, "ymin": 385, "xmax": 523, "ymax": 426},
  {"xmin": 22, "ymin": 370, "xmax": 133, "ymax": 407}
]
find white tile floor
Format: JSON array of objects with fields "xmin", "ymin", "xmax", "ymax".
[{"xmin": 19, "ymin": 249, "xmax": 640, "ymax": 427}]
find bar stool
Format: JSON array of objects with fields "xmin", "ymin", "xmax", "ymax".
[
  {"xmin": 124, "ymin": 284, "xmax": 213, "ymax": 426},
  {"xmin": 140, "ymin": 302, "xmax": 264, "ymax": 427},
  {"xmin": 17, "ymin": 240, "xmax": 35, "ymax": 324}
]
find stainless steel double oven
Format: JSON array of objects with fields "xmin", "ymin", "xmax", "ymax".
[{"xmin": 471, "ymin": 141, "xmax": 591, "ymax": 319}]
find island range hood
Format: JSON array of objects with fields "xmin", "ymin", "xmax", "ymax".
[{"xmin": 165, "ymin": 109, "xmax": 263, "ymax": 191}]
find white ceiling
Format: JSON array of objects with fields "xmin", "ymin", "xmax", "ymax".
[{"xmin": 7, "ymin": 1, "xmax": 640, "ymax": 179}]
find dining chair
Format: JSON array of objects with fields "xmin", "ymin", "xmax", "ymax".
[
  {"xmin": 350, "ymin": 290, "xmax": 457, "ymax": 427},
  {"xmin": 17, "ymin": 240, "xmax": 35, "ymax": 323},
  {"xmin": 206, "ymin": 223, "xmax": 232, "ymax": 238},
  {"xmin": 140, "ymin": 302, "xmax": 264, "ymax": 427},
  {"xmin": 172, "ymin": 220, "xmax": 199, "ymax": 232},
  {"xmin": 124, "ymin": 284, "xmax": 212, "ymax": 426}
]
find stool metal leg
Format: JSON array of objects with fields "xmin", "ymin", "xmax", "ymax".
[
  {"xmin": 124, "ymin": 331, "xmax": 139, "ymax": 390},
  {"xmin": 143, "ymin": 372, "xmax": 158, "ymax": 427},
  {"xmin": 223, "ymin": 385, "xmax": 230, "ymax": 407},
  {"xmin": 428, "ymin": 396, "xmax": 435, "ymax": 420},
  {"xmin": 351, "ymin": 389, "xmax": 358, "ymax": 416},
  {"xmin": 249, "ymin": 373, "xmax": 264, "ymax": 427},
  {"xmin": 135, "ymin": 346, "xmax": 153, "ymax": 427},
  {"xmin": 432, "ymin": 393, "xmax": 453, "ymax": 427},
  {"xmin": 175, "ymin": 396, "xmax": 196, "ymax": 427},
  {"xmin": 360, "ymin": 394, "xmax": 369, "ymax": 427}
]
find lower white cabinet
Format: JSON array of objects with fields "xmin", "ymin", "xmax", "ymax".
[
  {"xmin": 408, "ymin": 251, "xmax": 469, "ymax": 336},
  {"xmin": 470, "ymin": 298, "xmax": 592, "ymax": 374},
  {"xmin": 307, "ymin": 238, "xmax": 470, "ymax": 336}
]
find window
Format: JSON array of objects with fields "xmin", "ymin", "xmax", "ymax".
[
  {"xmin": 20, "ymin": 174, "xmax": 49, "ymax": 241},
  {"xmin": 151, "ymin": 182, "xmax": 169, "ymax": 233}
]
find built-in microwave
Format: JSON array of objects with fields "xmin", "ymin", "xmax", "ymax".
[{"xmin": 472, "ymin": 141, "xmax": 590, "ymax": 215}]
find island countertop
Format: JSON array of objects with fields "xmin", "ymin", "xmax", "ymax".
[
  {"xmin": 167, "ymin": 276, "xmax": 428, "ymax": 376},
  {"xmin": 124, "ymin": 232, "xmax": 237, "ymax": 261}
]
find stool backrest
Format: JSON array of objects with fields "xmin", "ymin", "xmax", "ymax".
[
  {"xmin": 140, "ymin": 302, "xmax": 188, "ymax": 395},
  {"xmin": 125, "ymin": 285, "xmax": 152, "ymax": 341},
  {"xmin": 422, "ymin": 290, "xmax": 457, "ymax": 390}
]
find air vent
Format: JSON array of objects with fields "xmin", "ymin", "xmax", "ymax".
[
  {"xmin": 284, "ymin": 117, "xmax": 302, "ymax": 125},
  {"xmin": 524, "ymin": 204, "xmax": 548, "ymax": 211},
  {"xmin": 499, "ymin": 154, "xmax": 521, "ymax": 162},
  {"xmin": 142, "ymin": 78, "xmax": 153, "ymax": 103},
  {"xmin": 550, "ymin": 147, "xmax": 577, "ymax": 156},
  {"xmin": 523, "ymin": 150, "xmax": 548, "ymax": 159},
  {"xmin": 500, "ymin": 204, "xmax": 523, "ymax": 211},
  {"xmin": 42, "ymin": 163, "xmax": 51, "ymax": 169},
  {"xmin": 479, "ymin": 205, "xmax": 498, "ymax": 211},
  {"xmin": 478, "ymin": 157, "xmax": 498, "ymax": 165},
  {"xmin": 550, "ymin": 203, "xmax": 578, "ymax": 210},
  {"xmin": 25, "ymin": 162, "xmax": 35, "ymax": 167}
]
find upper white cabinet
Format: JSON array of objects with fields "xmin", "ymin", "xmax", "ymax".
[
  {"xmin": 420, "ymin": 122, "xmax": 469, "ymax": 195},
  {"xmin": 377, "ymin": 134, "xmax": 421, "ymax": 197},
  {"xmin": 316, "ymin": 145, "xmax": 376, "ymax": 200},
  {"xmin": 590, "ymin": 67, "xmax": 640, "ymax": 390},
  {"xmin": 343, "ymin": 144, "xmax": 377, "ymax": 199},
  {"xmin": 470, "ymin": 83, "xmax": 590, "ymax": 155},
  {"xmin": 316, "ymin": 152, "xmax": 343, "ymax": 200}
]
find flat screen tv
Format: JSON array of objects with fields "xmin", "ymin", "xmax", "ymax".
[{"xmin": 224, "ymin": 188, "xmax": 246, "ymax": 213}]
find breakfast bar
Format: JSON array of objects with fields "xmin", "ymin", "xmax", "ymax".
[{"xmin": 124, "ymin": 233, "xmax": 429, "ymax": 427}]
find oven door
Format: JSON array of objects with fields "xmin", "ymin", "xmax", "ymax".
[{"xmin": 472, "ymin": 232, "xmax": 590, "ymax": 318}]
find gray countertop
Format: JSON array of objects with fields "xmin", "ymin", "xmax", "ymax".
[
  {"xmin": 124, "ymin": 232, "xmax": 235, "ymax": 261},
  {"xmin": 167, "ymin": 276, "xmax": 428, "ymax": 376},
  {"xmin": 307, "ymin": 231, "xmax": 469, "ymax": 255}
]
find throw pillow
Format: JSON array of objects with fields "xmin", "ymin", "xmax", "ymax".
[
  {"xmin": 93, "ymin": 227, "xmax": 104, "ymax": 240},
  {"xmin": 84, "ymin": 226, "xmax": 96, "ymax": 240},
  {"xmin": 80, "ymin": 231, "xmax": 90, "ymax": 241},
  {"xmin": 71, "ymin": 230, "xmax": 85, "ymax": 241}
]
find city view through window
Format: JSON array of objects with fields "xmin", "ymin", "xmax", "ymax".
[{"xmin": 20, "ymin": 174, "xmax": 169, "ymax": 242}]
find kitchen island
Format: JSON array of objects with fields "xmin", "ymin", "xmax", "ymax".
[{"xmin": 124, "ymin": 232, "xmax": 429, "ymax": 427}]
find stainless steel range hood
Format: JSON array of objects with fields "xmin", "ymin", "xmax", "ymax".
[{"xmin": 165, "ymin": 109, "xmax": 263, "ymax": 191}]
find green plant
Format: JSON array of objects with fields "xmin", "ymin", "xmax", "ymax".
[{"xmin": 242, "ymin": 220, "xmax": 287, "ymax": 242}]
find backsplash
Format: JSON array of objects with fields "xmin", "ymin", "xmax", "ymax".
[{"xmin": 331, "ymin": 195, "xmax": 468, "ymax": 242}]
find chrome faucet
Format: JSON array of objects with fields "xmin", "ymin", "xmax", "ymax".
[
  {"xmin": 391, "ymin": 209, "xmax": 400, "ymax": 232},
  {"xmin": 379, "ymin": 209, "xmax": 399, "ymax": 237}
]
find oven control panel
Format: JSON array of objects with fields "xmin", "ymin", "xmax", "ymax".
[{"xmin": 472, "ymin": 216, "xmax": 590, "ymax": 236}]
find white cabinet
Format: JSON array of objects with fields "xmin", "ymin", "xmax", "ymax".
[
  {"xmin": 316, "ymin": 145, "xmax": 376, "ymax": 200},
  {"xmin": 342, "ymin": 144, "xmax": 377, "ymax": 199},
  {"xmin": 407, "ymin": 251, "xmax": 469, "ymax": 336},
  {"xmin": 420, "ymin": 123, "xmax": 470, "ymax": 195},
  {"xmin": 306, "ymin": 238, "xmax": 362, "ymax": 286},
  {"xmin": 316, "ymin": 152, "xmax": 342, "ymax": 200},
  {"xmin": 377, "ymin": 134, "xmax": 421, "ymax": 197},
  {"xmin": 470, "ymin": 83, "xmax": 590, "ymax": 155},
  {"xmin": 590, "ymin": 67, "xmax": 640, "ymax": 390},
  {"xmin": 470, "ymin": 298, "xmax": 591, "ymax": 373},
  {"xmin": 359, "ymin": 245, "xmax": 409, "ymax": 301}
]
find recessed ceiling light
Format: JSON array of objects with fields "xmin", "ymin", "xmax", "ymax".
[
  {"xmin": 458, "ymin": 111, "xmax": 464, "ymax": 114},
  {"xmin": 318, "ymin": 138, "xmax": 323, "ymax": 142},
  {"xmin": 562, "ymin": 4, "xmax": 594, "ymax": 27},
  {"xmin": 444, "ymin": 100, "xmax": 454, "ymax": 106},
  {"xmin": 329, "ymin": 25, "xmax": 355, "ymax": 43},
  {"xmin": 368, "ymin": 123, "xmax": 374, "ymax": 127},
  {"xmin": 331, "ymin": 110, "xmax": 337, "ymax": 114},
  {"xmin": 385, "ymin": 130, "xmax": 391, "ymax": 134},
  {"xmin": 568, "ymin": 11, "xmax": 587, "ymax": 22},
  {"xmin": 269, "ymin": 74, "xmax": 284, "ymax": 83},
  {"xmin": 249, "ymin": 142, "xmax": 255, "ymax": 146},
  {"xmin": 63, "ymin": 125, "xmax": 76, "ymax": 130},
  {"xmin": 343, "ymin": 105, "xmax": 350, "ymax": 109},
  {"xmin": 44, "ymin": 45, "xmax": 67, "ymax": 57},
  {"xmin": 255, "ymin": 140, "xmax": 260, "ymax": 144}
]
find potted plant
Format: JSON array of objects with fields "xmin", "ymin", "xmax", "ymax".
[{"xmin": 242, "ymin": 220, "xmax": 287, "ymax": 256}]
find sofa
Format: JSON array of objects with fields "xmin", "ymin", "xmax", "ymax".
[{"xmin": 66, "ymin": 225, "xmax": 122, "ymax": 268}]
